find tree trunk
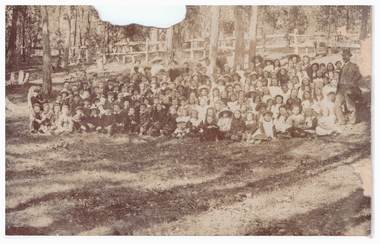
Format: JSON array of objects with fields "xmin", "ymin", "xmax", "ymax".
[
  {"xmin": 360, "ymin": 6, "xmax": 369, "ymax": 40},
  {"xmin": 62, "ymin": 6, "xmax": 71, "ymax": 69},
  {"xmin": 172, "ymin": 24, "xmax": 182, "ymax": 62},
  {"xmin": 346, "ymin": 6, "xmax": 350, "ymax": 32},
  {"xmin": 209, "ymin": 6, "xmax": 220, "ymax": 71},
  {"xmin": 73, "ymin": 6, "xmax": 77, "ymax": 56},
  {"xmin": 22, "ymin": 7, "xmax": 26, "ymax": 62},
  {"xmin": 248, "ymin": 6, "xmax": 258, "ymax": 70},
  {"xmin": 57, "ymin": 6, "xmax": 61, "ymax": 32},
  {"xmin": 166, "ymin": 28, "xmax": 173, "ymax": 65},
  {"xmin": 234, "ymin": 6, "xmax": 245, "ymax": 69},
  {"xmin": 41, "ymin": 6, "xmax": 52, "ymax": 96},
  {"xmin": 6, "ymin": 6, "xmax": 21, "ymax": 68}
]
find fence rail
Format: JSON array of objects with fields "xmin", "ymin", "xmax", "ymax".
[{"xmin": 99, "ymin": 29, "xmax": 362, "ymax": 64}]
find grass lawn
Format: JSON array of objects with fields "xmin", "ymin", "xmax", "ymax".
[{"xmin": 5, "ymin": 59, "xmax": 372, "ymax": 236}]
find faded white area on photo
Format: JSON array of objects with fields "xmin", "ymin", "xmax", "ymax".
[
  {"xmin": 1, "ymin": 0, "xmax": 378, "ymax": 244},
  {"xmin": 93, "ymin": 6, "xmax": 186, "ymax": 28}
]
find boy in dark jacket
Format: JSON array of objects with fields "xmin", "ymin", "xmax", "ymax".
[
  {"xmin": 101, "ymin": 104, "xmax": 115, "ymax": 136},
  {"xmin": 138, "ymin": 104, "xmax": 150, "ymax": 136},
  {"xmin": 125, "ymin": 107, "xmax": 139, "ymax": 134}
]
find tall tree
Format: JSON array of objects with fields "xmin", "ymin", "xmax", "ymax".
[
  {"xmin": 166, "ymin": 24, "xmax": 182, "ymax": 64},
  {"xmin": 234, "ymin": 6, "xmax": 245, "ymax": 69},
  {"xmin": 248, "ymin": 6, "xmax": 258, "ymax": 70},
  {"xmin": 62, "ymin": 6, "xmax": 71, "ymax": 68},
  {"xmin": 41, "ymin": 6, "xmax": 52, "ymax": 96},
  {"xmin": 360, "ymin": 6, "xmax": 370, "ymax": 40},
  {"xmin": 73, "ymin": 6, "xmax": 77, "ymax": 56},
  {"xmin": 6, "ymin": 6, "xmax": 21, "ymax": 67},
  {"xmin": 209, "ymin": 6, "xmax": 220, "ymax": 70}
]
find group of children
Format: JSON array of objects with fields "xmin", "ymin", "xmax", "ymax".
[{"xmin": 28, "ymin": 54, "xmax": 346, "ymax": 143}]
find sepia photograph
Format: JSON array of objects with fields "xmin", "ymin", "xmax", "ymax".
[{"xmin": 5, "ymin": 5, "xmax": 372, "ymax": 237}]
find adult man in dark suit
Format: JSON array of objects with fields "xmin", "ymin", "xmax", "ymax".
[{"xmin": 334, "ymin": 49, "xmax": 362, "ymax": 125}]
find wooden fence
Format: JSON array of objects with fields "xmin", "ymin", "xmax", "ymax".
[{"xmin": 101, "ymin": 29, "xmax": 361, "ymax": 64}]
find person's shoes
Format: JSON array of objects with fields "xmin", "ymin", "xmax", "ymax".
[
  {"xmin": 337, "ymin": 120, "xmax": 346, "ymax": 125},
  {"xmin": 283, "ymin": 133, "xmax": 292, "ymax": 139}
]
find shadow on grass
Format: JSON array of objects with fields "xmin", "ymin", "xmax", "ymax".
[
  {"xmin": 6, "ymin": 138, "xmax": 370, "ymax": 235},
  {"xmin": 244, "ymin": 188, "xmax": 371, "ymax": 236}
]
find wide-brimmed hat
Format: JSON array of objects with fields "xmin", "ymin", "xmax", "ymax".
[
  {"xmin": 214, "ymin": 100, "xmax": 225, "ymax": 107},
  {"xmin": 75, "ymin": 106, "xmax": 84, "ymax": 112},
  {"xmin": 247, "ymin": 89, "xmax": 258, "ymax": 98},
  {"xmin": 198, "ymin": 85, "xmax": 210, "ymax": 94},
  {"xmin": 251, "ymin": 54, "xmax": 263, "ymax": 63},
  {"xmin": 176, "ymin": 84, "xmax": 185, "ymax": 90},
  {"xmin": 145, "ymin": 88, "xmax": 153, "ymax": 95},
  {"xmin": 249, "ymin": 71, "xmax": 258, "ymax": 77},
  {"xmin": 218, "ymin": 108, "xmax": 233, "ymax": 118},
  {"xmin": 263, "ymin": 58, "xmax": 274, "ymax": 65},
  {"xmin": 216, "ymin": 77, "xmax": 226, "ymax": 85},
  {"xmin": 262, "ymin": 110, "xmax": 273, "ymax": 117},
  {"xmin": 89, "ymin": 105, "xmax": 100, "ymax": 114},
  {"xmin": 255, "ymin": 102, "xmax": 268, "ymax": 111},
  {"xmin": 104, "ymin": 103, "xmax": 113, "ymax": 110},
  {"xmin": 232, "ymin": 72, "xmax": 241, "ymax": 80},
  {"xmin": 287, "ymin": 54, "xmax": 301, "ymax": 63},
  {"xmin": 60, "ymin": 89, "xmax": 69, "ymax": 95},
  {"xmin": 274, "ymin": 94, "xmax": 284, "ymax": 101},
  {"xmin": 225, "ymin": 83, "xmax": 234, "ymax": 89},
  {"xmin": 233, "ymin": 82, "xmax": 242, "ymax": 88},
  {"xmin": 311, "ymin": 63, "xmax": 320, "ymax": 69}
]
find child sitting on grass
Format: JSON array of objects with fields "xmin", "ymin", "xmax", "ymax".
[
  {"xmin": 243, "ymin": 111, "xmax": 258, "ymax": 143},
  {"xmin": 125, "ymin": 107, "xmax": 139, "ymax": 134},
  {"xmin": 274, "ymin": 105, "xmax": 291, "ymax": 137},
  {"xmin": 101, "ymin": 104, "xmax": 115, "ymax": 136},
  {"xmin": 138, "ymin": 104, "xmax": 150, "ymax": 136},
  {"xmin": 30, "ymin": 103, "xmax": 46, "ymax": 134},
  {"xmin": 316, "ymin": 107, "xmax": 340, "ymax": 136},
  {"xmin": 200, "ymin": 115, "xmax": 219, "ymax": 142},
  {"xmin": 174, "ymin": 108, "xmax": 191, "ymax": 139},
  {"xmin": 149, "ymin": 103, "xmax": 166, "ymax": 136},
  {"xmin": 161, "ymin": 106, "xmax": 178, "ymax": 136},
  {"xmin": 250, "ymin": 110, "xmax": 276, "ymax": 144},
  {"xmin": 230, "ymin": 110, "xmax": 246, "ymax": 141},
  {"xmin": 54, "ymin": 104, "xmax": 73, "ymax": 135},
  {"xmin": 186, "ymin": 109, "xmax": 203, "ymax": 137},
  {"xmin": 50, "ymin": 104, "xmax": 61, "ymax": 132},
  {"xmin": 87, "ymin": 105, "xmax": 102, "ymax": 132},
  {"xmin": 72, "ymin": 106, "xmax": 88, "ymax": 133},
  {"xmin": 113, "ymin": 103, "xmax": 124, "ymax": 134},
  {"xmin": 303, "ymin": 107, "xmax": 318, "ymax": 137},
  {"xmin": 217, "ymin": 107, "xmax": 232, "ymax": 140},
  {"xmin": 284, "ymin": 104, "xmax": 306, "ymax": 138}
]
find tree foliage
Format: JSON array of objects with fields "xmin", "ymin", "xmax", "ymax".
[{"xmin": 5, "ymin": 5, "xmax": 372, "ymax": 69}]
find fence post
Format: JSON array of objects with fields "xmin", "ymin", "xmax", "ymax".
[
  {"xmin": 145, "ymin": 37, "xmax": 149, "ymax": 62},
  {"xmin": 232, "ymin": 38, "xmax": 235, "ymax": 63},
  {"xmin": 306, "ymin": 46, "xmax": 309, "ymax": 56},
  {"xmin": 294, "ymin": 29, "xmax": 299, "ymax": 55},
  {"xmin": 203, "ymin": 39, "xmax": 206, "ymax": 59},
  {"xmin": 85, "ymin": 48, "xmax": 89, "ymax": 63},
  {"xmin": 190, "ymin": 35, "xmax": 194, "ymax": 60}
]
